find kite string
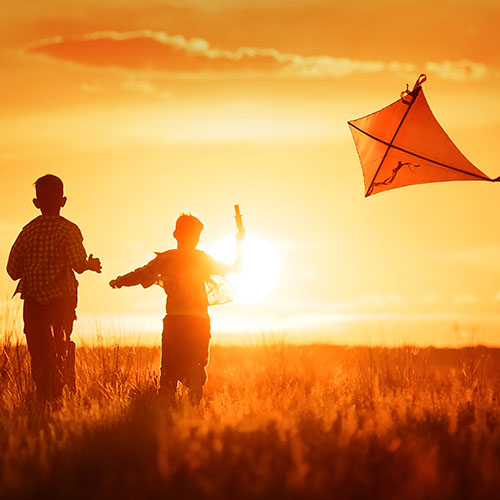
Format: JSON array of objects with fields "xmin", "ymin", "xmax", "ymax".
[
  {"xmin": 235, "ymin": 165, "xmax": 359, "ymax": 226},
  {"xmin": 241, "ymin": 165, "xmax": 360, "ymax": 234},
  {"xmin": 277, "ymin": 166, "xmax": 359, "ymax": 207}
]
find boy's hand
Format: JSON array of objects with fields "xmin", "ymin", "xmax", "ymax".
[
  {"xmin": 87, "ymin": 254, "xmax": 102, "ymax": 273},
  {"xmin": 109, "ymin": 277, "xmax": 123, "ymax": 289},
  {"xmin": 236, "ymin": 228, "xmax": 246, "ymax": 245}
]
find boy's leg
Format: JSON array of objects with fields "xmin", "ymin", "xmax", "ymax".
[
  {"xmin": 158, "ymin": 378, "xmax": 177, "ymax": 405},
  {"xmin": 52, "ymin": 297, "xmax": 77, "ymax": 392},
  {"xmin": 160, "ymin": 316, "xmax": 180, "ymax": 404},
  {"xmin": 186, "ymin": 366, "xmax": 206, "ymax": 404},
  {"xmin": 183, "ymin": 317, "xmax": 211, "ymax": 404},
  {"xmin": 185, "ymin": 357, "xmax": 209, "ymax": 404},
  {"xmin": 161, "ymin": 315, "xmax": 211, "ymax": 404},
  {"xmin": 23, "ymin": 300, "xmax": 62, "ymax": 401}
]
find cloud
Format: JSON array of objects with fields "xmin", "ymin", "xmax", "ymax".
[
  {"xmin": 27, "ymin": 31, "xmax": 498, "ymax": 82},
  {"xmin": 425, "ymin": 60, "xmax": 490, "ymax": 81},
  {"xmin": 435, "ymin": 246, "xmax": 500, "ymax": 271},
  {"xmin": 80, "ymin": 81, "xmax": 107, "ymax": 93},
  {"xmin": 28, "ymin": 30, "xmax": 414, "ymax": 79},
  {"xmin": 423, "ymin": 292, "xmax": 441, "ymax": 304},
  {"xmin": 453, "ymin": 294, "xmax": 479, "ymax": 305},
  {"xmin": 80, "ymin": 74, "xmax": 172, "ymax": 98},
  {"xmin": 326, "ymin": 293, "xmax": 408, "ymax": 312}
]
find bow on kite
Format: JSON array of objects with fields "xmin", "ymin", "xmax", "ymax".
[{"xmin": 348, "ymin": 74, "xmax": 494, "ymax": 197}]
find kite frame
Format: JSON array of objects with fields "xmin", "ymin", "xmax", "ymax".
[{"xmin": 348, "ymin": 74, "xmax": 493, "ymax": 197}]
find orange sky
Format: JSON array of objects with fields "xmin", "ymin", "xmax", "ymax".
[{"xmin": 1, "ymin": 0, "xmax": 500, "ymax": 346}]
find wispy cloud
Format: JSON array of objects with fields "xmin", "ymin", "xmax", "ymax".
[
  {"xmin": 27, "ymin": 31, "xmax": 497, "ymax": 82},
  {"xmin": 80, "ymin": 81, "xmax": 106, "ymax": 93},
  {"xmin": 425, "ymin": 60, "xmax": 490, "ymax": 81},
  {"xmin": 423, "ymin": 292, "xmax": 441, "ymax": 304},
  {"xmin": 28, "ymin": 30, "xmax": 413, "ymax": 79},
  {"xmin": 454, "ymin": 294, "xmax": 479, "ymax": 305},
  {"xmin": 435, "ymin": 246, "xmax": 500, "ymax": 271},
  {"xmin": 81, "ymin": 75, "xmax": 172, "ymax": 98},
  {"xmin": 281, "ymin": 293, "xmax": 409, "ymax": 313}
]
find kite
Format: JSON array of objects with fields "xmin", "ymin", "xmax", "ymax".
[{"xmin": 348, "ymin": 74, "xmax": 494, "ymax": 197}]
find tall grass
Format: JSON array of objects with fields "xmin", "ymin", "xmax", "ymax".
[{"xmin": 1, "ymin": 334, "xmax": 500, "ymax": 499}]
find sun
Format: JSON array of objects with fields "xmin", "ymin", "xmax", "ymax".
[{"xmin": 208, "ymin": 234, "xmax": 280, "ymax": 304}]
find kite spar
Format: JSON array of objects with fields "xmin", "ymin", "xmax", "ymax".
[
  {"xmin": 348, "ymin": 74, "xmax": 494, "ymax": 197},
  {"xmin": 234, "ymin": 204, "xmax": 245, "ymax": 233}
]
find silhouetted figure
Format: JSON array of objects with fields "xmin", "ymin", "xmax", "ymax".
[
  {"xmin": 110, "ymin": 213, "xmax": 244, "ymax": 404},
  {"xmin": 7, "ymin": 175, "xmax": 102, "ymax": 401}
]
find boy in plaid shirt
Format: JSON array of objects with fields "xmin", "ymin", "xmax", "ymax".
[
  {"xmin": 7, "ymin": 175, "xmax": 101, "ymax": 400},
  {"xmin": 110, "ymin": 213, "xmax": 243, "ymax": 404}
]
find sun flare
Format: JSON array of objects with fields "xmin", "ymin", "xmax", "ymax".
[{"xmin": 209, "ymin": 234, "xmax": 280, "ymax": 304}]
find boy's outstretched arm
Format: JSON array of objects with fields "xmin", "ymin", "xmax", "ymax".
[
  {"xmin": 109, "ymin": 275, "xmax": 127, "ymax": 289},
  {"xmin": 109, "ymin": 259, "xmax": 160, "ymax": 289}
]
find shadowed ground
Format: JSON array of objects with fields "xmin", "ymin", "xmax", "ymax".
[{"xmin": 1, "ymin": 342, "xmax": 499, "ymax": 499}]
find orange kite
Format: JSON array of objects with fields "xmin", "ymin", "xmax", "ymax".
[{"xmin": 348, "ymin": 74, "xmax": 494, "ymax": 197}]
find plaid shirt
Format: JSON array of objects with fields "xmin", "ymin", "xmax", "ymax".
[
  {"xmin": 7, "ymin": 215, "xmax": 88, "ymax": 304},
  {"xmin": 119, "ymin": 249, "xmax": 232, "ymax": 318}
]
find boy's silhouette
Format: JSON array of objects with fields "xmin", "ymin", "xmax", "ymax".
[
  {"xmin": 7, "ymin": 175, "xmax": 101, "ymax": 400},
  {"xmin": 110, "ymin": 213, "xmax": 243, "ymax": 404}
]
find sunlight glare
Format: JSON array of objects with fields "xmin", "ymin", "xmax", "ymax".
[{"xmin": 209, "ymin": 234, "xmax": 280, "ymax": 304}]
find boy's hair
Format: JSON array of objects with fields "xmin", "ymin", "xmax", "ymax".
[
  {"xmin": 35, "ymin": 175, "xmax": 64, "ymax": 202},
  {"xmin": 175, "ymin": 213, "xmax": 204, "ymax": 236}
]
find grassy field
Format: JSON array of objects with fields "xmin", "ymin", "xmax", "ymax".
[{"xmin": 1, "ymin": 336, "xmax": 500, "ymax": 500}]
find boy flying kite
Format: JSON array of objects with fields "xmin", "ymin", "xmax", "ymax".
[{"xmin": 110, "ymin": 212, "xmax": 244, "ymax": 404}]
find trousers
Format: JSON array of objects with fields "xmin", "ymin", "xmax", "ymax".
[
  {"xmin": 161, "ymin": 315, "xmax": 211, "ymax": 392},
  {"xmin": 23, "ymin": 296, "xmax": 77, "ymax": 400}
]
